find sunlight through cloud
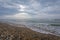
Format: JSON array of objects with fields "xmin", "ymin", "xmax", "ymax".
[{"xmin": 19, "ymin": 5, "xmax": 26, "ymax": 11}]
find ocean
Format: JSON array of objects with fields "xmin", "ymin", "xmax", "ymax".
[{"xmin": 10, "ymin": 21, "xmax": 60, "ymax": 36}]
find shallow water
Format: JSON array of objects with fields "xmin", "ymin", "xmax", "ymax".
[{"xmin": 18, "ymin": 22, "xmax": 60, "ymax": 36}]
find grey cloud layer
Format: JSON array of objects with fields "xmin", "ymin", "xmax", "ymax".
[{"xmin": 0, "ymin": 0, "xmax": 60, "ymax": 19}]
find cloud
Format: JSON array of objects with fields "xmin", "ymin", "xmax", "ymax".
[
  {"xmin": 0, "ymin": 0, "xmax": 60, "ymax": 19},
  {"xmin": 3, "ymin": 13, "xmax": 32, "ymax": 19},
  {"xmin": 28, "ymin": 0, "xmax": 60, "ymax": 19},
  {"xmin": 18, "ymin": 4, "xmax": 28, "ymax": 11},
  {"xmin": 12, "ymin": 13, "xmax": 32, "ymax": 19}
]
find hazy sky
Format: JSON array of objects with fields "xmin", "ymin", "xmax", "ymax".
[{"xmin": 0, "ymin": 0, "xmax": 60, "ymax": 19}]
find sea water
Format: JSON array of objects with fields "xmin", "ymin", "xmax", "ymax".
[
  {"xmin": 5, "ymin": 21, "xmax": 60, "ymax": 36},
  {"xmin": 19, "ymin": 22, "xmax": 60, "ymax": 36}
]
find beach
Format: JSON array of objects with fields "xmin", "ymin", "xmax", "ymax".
[{"xmin": 0, "ymin": 22, "xmax": 60, "ymax": 40}]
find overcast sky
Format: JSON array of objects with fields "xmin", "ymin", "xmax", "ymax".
[{"xmin": 0, "ymin": 0, "xmax": 60, "ymax": 19}]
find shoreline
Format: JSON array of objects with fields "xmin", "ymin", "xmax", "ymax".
[
  {"xmin": 0, "ymin": 22, "xmax": 60, "ymax": 40},
  {"xmin": 0, "ymin": 22, "xmax": 60, "ymax": 37}
]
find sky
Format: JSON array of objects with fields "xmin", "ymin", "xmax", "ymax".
[{"xmin": 0, "ymin": 0, "xmax": 60, "ymax": 20}]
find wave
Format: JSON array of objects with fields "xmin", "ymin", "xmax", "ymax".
[{"xmin": 23, "ymin": 23, "xmax": 60, "ymax": 36}]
